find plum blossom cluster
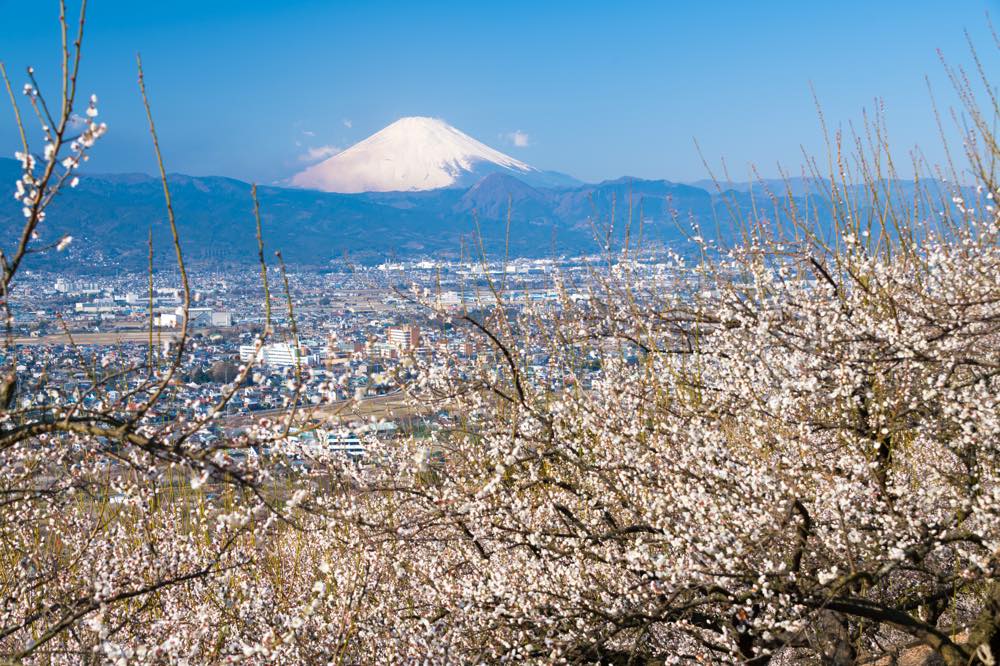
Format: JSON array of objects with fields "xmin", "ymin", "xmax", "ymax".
[
  {"xmin": 298, "ymin": 218, "xmax": 1000, "ymax": 664},
  {"xmin": 10, "ymin": 79, "xmax": 105, "ymax": 231}
]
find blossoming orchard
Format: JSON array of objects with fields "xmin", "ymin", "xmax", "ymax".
[{"xmin": 3, "ymin": 4, "xmax": 1000, "ymax": 665}]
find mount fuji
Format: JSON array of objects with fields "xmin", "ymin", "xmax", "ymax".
[{"xmin": 290, "ymin": 116, "xmax": 578, "ymax": 193}]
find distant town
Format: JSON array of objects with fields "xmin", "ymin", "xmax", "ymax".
[{"xmin": 3, "ymin": 254, "xmax": 680, "ymax": 459}]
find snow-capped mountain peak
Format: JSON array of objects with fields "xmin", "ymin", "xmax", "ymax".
[{"xmin": 290, "ymin": 116, "xmax": 539, "ymax": 193}]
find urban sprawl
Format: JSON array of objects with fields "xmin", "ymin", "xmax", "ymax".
[{"xmin": 4, "ymin": 255, "xmax": 675, "ymax": 462}]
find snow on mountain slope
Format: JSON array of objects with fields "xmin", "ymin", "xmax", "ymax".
[{"xmin": 290, "ymin": 116, "xmax": 539, "ymax": 193}]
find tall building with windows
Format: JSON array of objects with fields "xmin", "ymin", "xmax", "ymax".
[{"xmin": 386, "ymin": 324, "xmax": 420, "ymax": 351}]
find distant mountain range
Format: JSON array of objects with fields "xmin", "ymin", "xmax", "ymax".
[
  {"xmin": 0, "ymin": 157, "xmax": 737, "ymax": 270},
  {"xmin": 0, "ymin": 116, "xmax": 963, "ymax": 272}
]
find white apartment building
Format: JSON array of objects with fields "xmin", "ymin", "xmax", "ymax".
[{"xmin": 239, "ymin": 342, "xmax": 315, "ymax": 368}]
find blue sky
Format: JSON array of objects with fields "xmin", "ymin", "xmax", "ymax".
[{"xmin": 1, "ymin": 0, "xmax": 997, "ymax": 184}]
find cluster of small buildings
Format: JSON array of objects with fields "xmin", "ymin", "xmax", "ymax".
[{"xmin": 6, "ymin": 255, "xmax": 655, "ymax": 433}]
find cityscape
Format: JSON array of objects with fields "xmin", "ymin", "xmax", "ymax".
[{"xmin": 4, "ymin": 255, "xmax": 667, "ymax": 465}]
